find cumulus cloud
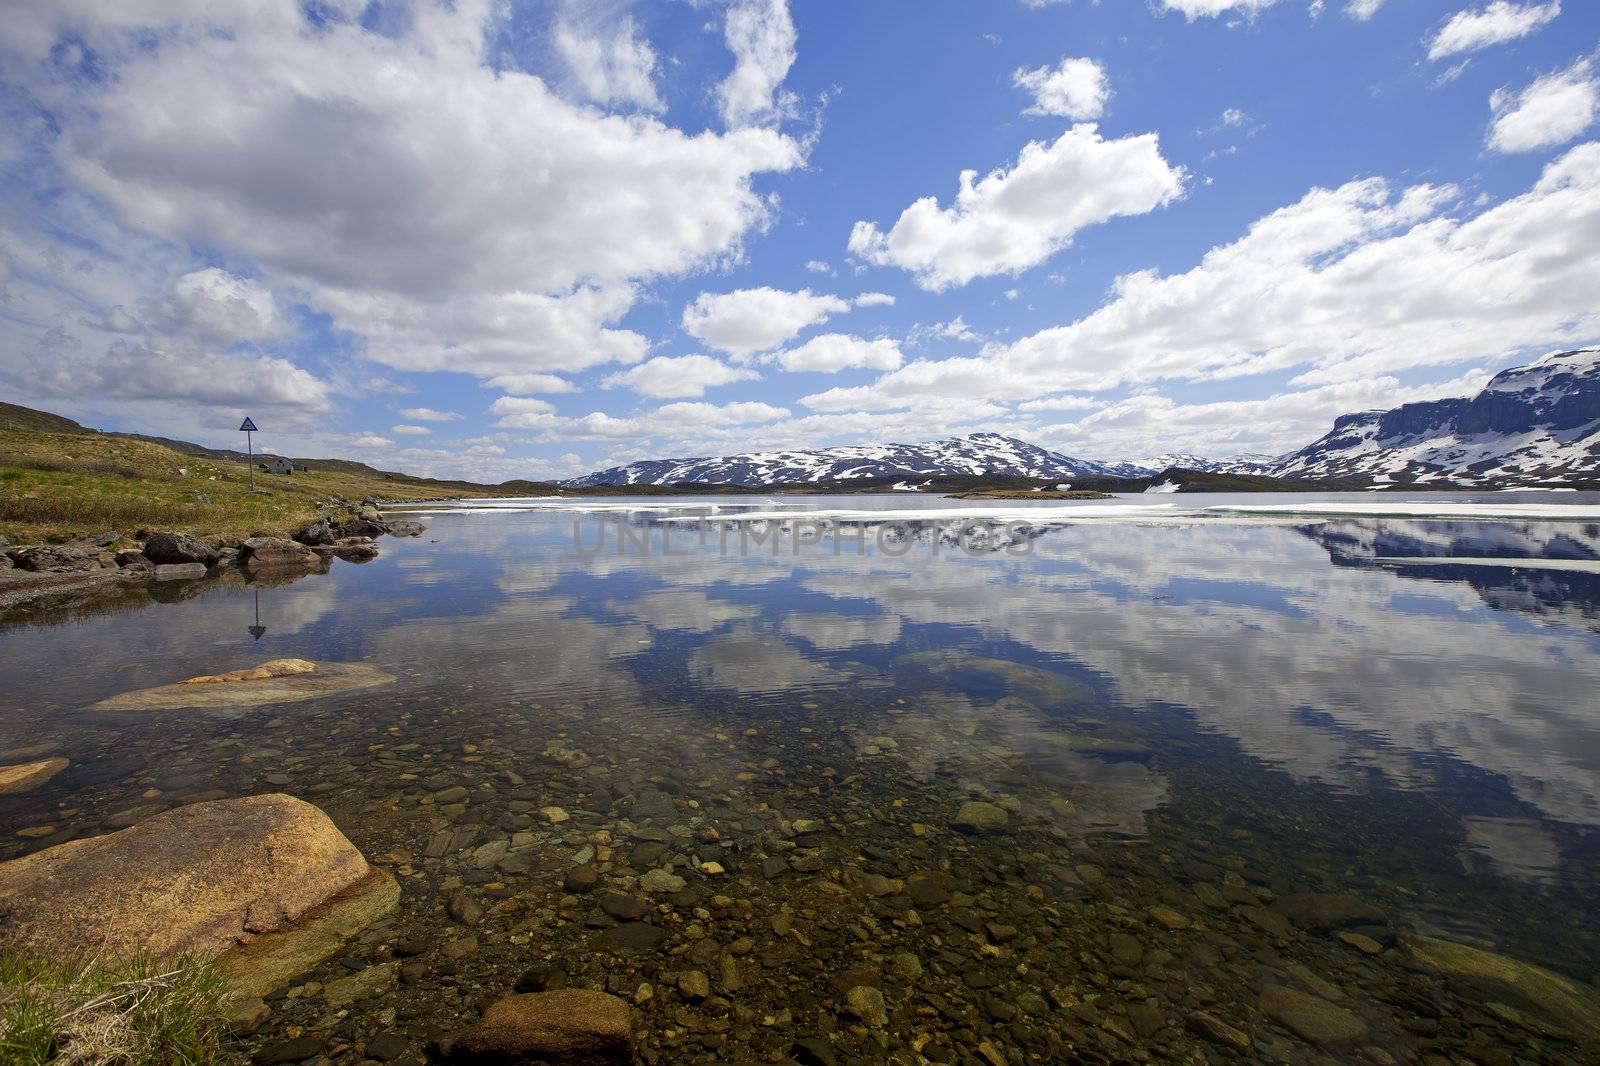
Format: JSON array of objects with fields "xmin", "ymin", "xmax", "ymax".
[
  {"xmin": 560, "ymin": 400, "xmax": 791, "ymax": 440},
  {"xmin": 391, "ymin": 424, "xmax": 432, "ymax": 436},
  {"xmin": 776, "ymin": 334, "xmax": 904, "ymax": 373},
  {"xmin": 1013, "ymin": 57, "xmax": 1111, "ymax": 120},
  {"xmin": 602, "ymin": 354, "xmax": 760, "ymax": 397},
  {"xmin": 1343, "ymin": 0, "xmax": 1387, "ymax": 19},
  {"xmin": 1157, "ymin": 0, "xmax": 1282, "ymax": 20},
  {"xmin": 805, "ymin": 260, "xmax": 832, "ymax": 274},
  {"xmin": 1487, "ymin": 57, "xmax": 1598, "ymax": 153},
  {"xmin": 486, "ymin": 373, "xmax": 576, "ymax": 395},
  {"xmin": 717, "ymin": 0, "xmax": 798, "ymax": 127},
  {"xmin": 553, "ymin": 8, "xmax": 662, "ymax": 111},
  {"xmin": 808, "ymin": 143, "xmax": 1600, "ymax": 421},
  {"xmin": 853, "ymin": 292, "xmax": 896, "ymax": 307},
  {"xmin": 1427, "ymin": 2, "xmax": 1561, "ymax": 62},
  {"xmin": 1036, "ymin": 370, "xmax": 1492, "ymax": 458},
  {"xmin": 682, "ymin": 287, "xmax": 853, "ymax": 357},
  {"xmin": 399, "ymin": 407, "xmax": 463, "ymax": 421},
  {"xmin": 847, "ymin": 125, "xmax": 1186, "ymax": 291},
  {"xmin": 2, "ymin": 1, "xmax": 803, "ymax": 396},
  {"xmin": 490, "ymin": 396, "xmax": 561, "ymax": 430}
]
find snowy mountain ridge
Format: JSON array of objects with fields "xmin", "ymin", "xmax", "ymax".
[
  {"xmin": 565, "ymin": 349, "xmax": 1600, "ymax": 489},
  {"xmin": 1275, "ymin": 348, "xmax": 1600, "ymax": 485},
  {"xmin": 564, "ymin": 432, "xmax": 1257, "ymax": 488}
]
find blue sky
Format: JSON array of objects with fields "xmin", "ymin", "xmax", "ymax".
[{"xmin": 1, "ymin": 0, "xmax": 1597, "ymax": 481}]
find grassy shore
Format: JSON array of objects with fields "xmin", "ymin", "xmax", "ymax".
[
  {"xmin": 0, "ymin": 951, "xmax": 228, "ymax": 1065},
  {"xmin": 0, "ymin": 429, "xmax": 529, "ymax": 544}
]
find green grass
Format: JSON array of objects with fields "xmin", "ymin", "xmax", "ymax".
[
  {"xmin": 0, "ymin": 429, "xmax": 533, "ymax": 543},
  {"xmin": 0, "ymin": 951, "xmax": 229, "ymax": 1065}
]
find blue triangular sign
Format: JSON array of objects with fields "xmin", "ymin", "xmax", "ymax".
[{"xmin": 239, "ymin": 417, "xmax": 258, "ymax": 432}]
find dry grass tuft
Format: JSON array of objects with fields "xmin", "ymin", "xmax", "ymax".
[{"xmin": 0, "ymin": 951, "xmax": 228, "ymax": 1065}]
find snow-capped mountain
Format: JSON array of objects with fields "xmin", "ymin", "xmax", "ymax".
[
  {"xmin": 565, "ymin": 432, "xmax": 1131, "ymax": 487},
  {"xmin": 1275, "ymin": 348, "xmax": 1600, "ymax": 485},
  {"xmin": 1124, "ymin": 453, "xmax": 1278, "ymax": 477}
]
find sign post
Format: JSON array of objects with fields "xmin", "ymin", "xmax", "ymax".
[
  {"xmin": 248, "ymin": 588, "xmax": 267, "ymax": 640},
  {"xmin": 240, "ymin": 416, "xmax": 258, "ymax": 492}
]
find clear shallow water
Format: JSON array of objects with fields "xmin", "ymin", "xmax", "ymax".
[{"xmin": 4, "ymin": 495, "xmax": 1600, "ymax": 1063}]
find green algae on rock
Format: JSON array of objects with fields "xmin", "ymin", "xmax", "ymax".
[{"xmin": 1403, "ymin": 935, "xmax": 1600, "ymax": 1041}]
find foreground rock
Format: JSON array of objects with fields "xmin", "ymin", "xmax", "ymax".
[
  {"xmin": 241, "ymin": 536, "xmax": 321, "ymax": 571},
  {"xmin": 90, "ymin": 658, "xmax": 394, "ymax": 712},
  {"xmin": 0, "ymin": 794, "xmax": 397, "ymax": 998},
  {"xmin": 6, "ymin": 544, "xmax": 107, "ymax": 573},
  {"xmin": 449, "ymin": 990, "xmax": 634, "ymax": 1064},
  {"xmin": 141, "ymin": 531, "xmax": 220, "ymax": 566},
  {"xmin": 0, "ymin": 756, "xmax": 69, "ymax": 794}
]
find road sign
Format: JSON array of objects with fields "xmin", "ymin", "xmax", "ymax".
[{"xmin": 241, "ymin": 416, "xmax": 258, "ymax": 490}]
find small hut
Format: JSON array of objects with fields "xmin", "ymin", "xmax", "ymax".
[{"xmin": 259, "ymin": 456, "xmax": 295, "ymax": 475}]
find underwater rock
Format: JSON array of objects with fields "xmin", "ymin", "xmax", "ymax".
[
  {"xmin": 1403, "ymin": 935, "xmax": 1600, "ymax": 1041},
  {"xmin": 449, "ymin": 989, "xmax": 634, "ymax": 1064},
  {"xmin": 952, "ymin": 800, "xmax": 1009, "ymax": 833},
  {"xmin": 1259, "ymin": 984, "xmax": 1368, "ymax": 1045},
  {"xmin": 89, "ymin": 659, "xmax": 394, "ymax": 712},
  {"xmin": 0, "ymin": 756, "xmax": 69, "ymax": 794},
  {"xmin": 152, "ymin": 562, "xmax": 208, "ymax": 582},
  {"xmin": 897, "ymin": 649, "xmax": 1097, "ymax": 705},
  {"xmin": 180, "ymin": 658, "xmax": 318, "ymax": 684},
  {"xmin": 0, "ymin": 794, "xmax": 397, "ymax": 999}
]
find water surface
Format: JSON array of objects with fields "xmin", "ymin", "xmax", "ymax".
[{"xmin": 4, "ymin": 494, "xmax": 1599, "ymax": 1063}]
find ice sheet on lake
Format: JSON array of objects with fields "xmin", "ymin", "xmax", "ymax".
[
  {"xmin": 1374, "ymin": 556, "xmax": 1600, "ymax": 574},
  {"xmin": 1205, "ymin": 501, "xmax": 1600, "ymax": 520}
]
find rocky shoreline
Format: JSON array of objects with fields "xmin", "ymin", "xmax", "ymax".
[{"xmin": 0, "ymin": 498, "xmax": 425, "ymax": 618}]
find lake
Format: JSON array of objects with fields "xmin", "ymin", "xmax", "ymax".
[{"xmin": 4, "ymin": 493, "xmax": 1600, "ymax": 1063}]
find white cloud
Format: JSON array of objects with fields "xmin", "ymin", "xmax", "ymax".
[
  {"xmin": 561, "ymin": 400, "xmax": 791, "ymax": 440},
  {"xmin": 391, "ymin": 423, "xmax": 432, "ymax": 436},
  {"xmin": 154, "ymin": 268, "xmax": 285, "ymax": 346},
  {"xmin": 1036, "ymin": 371, "xmax": 1492, "ymax": 458},
  {"xmin": 3, "ymin": 1, "xmax": 803, "ymax": 393},
  {"xmin": 1157, "ymin": 0, "xmax": 1282, "ymax": 20},
  {"xmin": 349, "ymin": 434, "xmax": 393, "ymax": 448},
  {"xmin": 490, "ymin": 396, "xmax": 561, "ymax": 430},
  {"xmin": 716, "ymin": 0, "xmax": 798, "ymax": 127},
  {"xmin": 553, "ymin": 9, "xmax": 662, "ymax": 112},
  {"xmin": 847, "ymin": 125, "xmax": 1186, "ymax": 291},
  {"xmin": 853, "ymin": 292, "xmax": 896, "ymax": 307},
  {"xmin": 807, "ymin": 143, "xmax": 1600, "ymax": 421},
  {"xmin": 1427, "ymin": 2, "xmax": 1561, "ymax": 62},
  {"xmin": 1220, "ymin": 107, "xmax": 1247, "ymax": 126},
  {"xmin": 1017, "ymin": 394, "xmax": 1106, "ymax": 412},
  {"xmin": 486, "ymin": 373, "xmax": 576, "ymax": 395},
  {"xmin": 399, "ymin": 407, "xmax": 463, "ymax": 421},
  {"xmin": 1487, "ymin": 58, "xmax": 1598, "ymax": 153},
  {"xmin": 602, "ymin": 354, "xmax": 760, "ymax": 397},
  {"xmin": 682, "ymin": 287, "xmax": 852, "ymax": 357},
  {"xmin": 777, "ymin": 334, "xmax": 904, "ymax": 373},
  {"xmin": 1343, "ymin": 0, "xmax": 1386, "ymax": 19},
  {"xmin": 1012, "ymin": 57, "xmax": 1111, "ymax": 120},
  {"xmin": 805, "ymin": 259, "xmax": 832, "ymax": 274}
]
